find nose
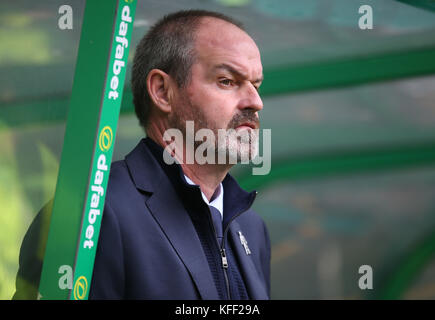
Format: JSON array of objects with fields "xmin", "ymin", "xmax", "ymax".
[{"xmin": 238, "ymin": 82, "xmax": 263, "ymax": 113}]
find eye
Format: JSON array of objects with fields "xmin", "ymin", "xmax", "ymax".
[
  {"xmin": 252, "ymin": 81, "xmax": 262, "ymax": 92},
  {"xmin": 219, "ymin": 78, "xmax": 235, "ymax": 87}
]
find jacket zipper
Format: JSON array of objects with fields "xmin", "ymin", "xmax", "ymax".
[
  {"xmin": 210, "ymin": 191, "xmax": 257, "ymax": 300},
  {"xmin": 208, "ymin": 207, "xmax": 232, "ymax": 299},
  {"xmin": 220, "ymin": 248, "xmax": 230, "ymax": 299}
]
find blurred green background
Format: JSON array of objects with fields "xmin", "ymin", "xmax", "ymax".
[{"xmin": 1, "ymin": 0, "xmax": 435, "ymax": 299}]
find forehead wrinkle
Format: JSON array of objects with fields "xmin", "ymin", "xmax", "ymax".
[
  {"xmin": 193, "ymin": 18, "xmax": 263, "ymax": 82},
  {"xmin": 214, "ymin": 63, "xmax": 263, "ymax": 83}
]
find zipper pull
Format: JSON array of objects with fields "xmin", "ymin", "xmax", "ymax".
[{"xmin": 220, "ymin": 249, "xmax": 228, "ymax": 269}]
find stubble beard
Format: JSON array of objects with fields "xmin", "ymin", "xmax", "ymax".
[{"xmin": 167, "ymin": 94, "xmax": 260, "ymax": 165}]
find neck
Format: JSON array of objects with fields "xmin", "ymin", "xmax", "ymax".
[{"xmin": 181, "ymin": 162, "xmax": 231, "ymax": 201}]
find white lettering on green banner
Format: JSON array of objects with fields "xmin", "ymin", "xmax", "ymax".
[{"xmin": 71, "ymin": 0, "xmax": 136, "ymax": 300}]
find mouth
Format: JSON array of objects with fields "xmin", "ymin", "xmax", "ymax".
[{"xmin": 235, "ymin": 122, "xmax": 258, "ymax": 130}]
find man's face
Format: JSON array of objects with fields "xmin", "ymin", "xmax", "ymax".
[{"xmin": 169, "ymin": 17, "xmax": 264, "ymax": 163}]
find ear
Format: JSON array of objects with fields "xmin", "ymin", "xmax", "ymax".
[{"xmin": 146, "ymin": 69, "xmax": 175, "ymax": 114}]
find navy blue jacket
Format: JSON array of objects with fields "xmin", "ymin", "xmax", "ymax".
[{"xmin": 88, "ymin": 138, "xmax": 271, "ymax": 299}]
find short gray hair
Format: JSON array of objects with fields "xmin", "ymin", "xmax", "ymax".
[{"xmin": 131, "ymin": 10, "xmax": 245, "ymax": 130}]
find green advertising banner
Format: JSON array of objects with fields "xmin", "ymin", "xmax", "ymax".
[{"xmin": 38, "ymin": 0, "xmax": 136, "ymax": 300}]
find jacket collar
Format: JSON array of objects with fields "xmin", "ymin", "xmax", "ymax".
[{"xmin": 126, "ymin": 138, "xmax": 256, "ymax": 223}]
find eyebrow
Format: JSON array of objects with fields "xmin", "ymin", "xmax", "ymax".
[{"xmin": 214, "ymin": 63, "xmax": 264, "ymax": 84}]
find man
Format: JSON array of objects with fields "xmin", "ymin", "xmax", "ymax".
[
  {"xmin": 89, "ymin": 10, "xmax": 270, "ymax": 299},
  {"xmin": 14, "ymin": 9, "xmax": 270, "ymax": 300}
]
